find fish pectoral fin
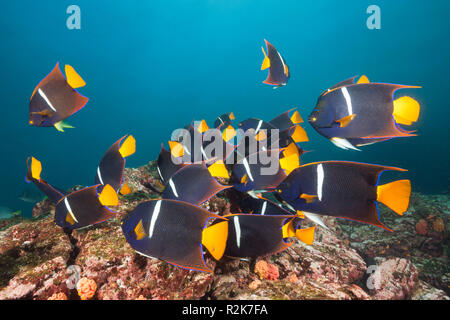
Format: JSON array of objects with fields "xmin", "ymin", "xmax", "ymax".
[
  {"xmin": 296, "ymin": 226, "xmax": 315, "ymax": 245},
  {"xmin": 54, "ymin": 121, "xmax": 75, "ymax": 132},
  {"xmin": 31, "ymin": 110, "xmax": 53, "ymax": 117},
  {"xmin": 261, "ymin": 47, "xmax": 270, "ymax": 70},
  {"xmin": 330, "ymin": 137, "xmax": 361, "ymax": 151},
  {"xmin": 336, "ymin": 114, "xmax": 357, "ymax": 128},
  {"xmin": 65, "ymin": 211, "xmax": 77, "ymax": 225},
  {"xmin": 377, "ymin": 179, "xmax": 411, "ymax": 216},
  {"xmin": 119, "ymin": 135, "xmax": 136, "ymax": 158},
  {"xmin": 65, "ymin": 65, "xmax": 86, "ymax": 89},
  {"xmin": 300, "ymin": 194, "xmax": 318, "ymax": 203},
  {"xmin": 393, "ymin": 96, "xmax": 420, "ymax": 126},
  {"xmin": 134, "ymin": 219, "xmax": 147, "ymax": 240},
  {"xmin": 208, "ymin": 160, "xmax": 230, "ymax": 179},
  {"xmin": 357, "ymin": 75, "xmax": 370, "ymax": 84},
  {"xmin": 303, "ymin": 212, "xmax": 328, "ymax": 229},
  {"xmin": 99, "ymin": 184, "xmax": 119, "ymax": 207},
  {"xmin": 202, "ymin": 221, "xmax": 228, "ymax": 261}
]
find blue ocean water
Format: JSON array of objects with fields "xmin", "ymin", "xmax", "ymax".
[{"xmin": 0, "ymin": 0, "xmax": 448, "ymax": 218}]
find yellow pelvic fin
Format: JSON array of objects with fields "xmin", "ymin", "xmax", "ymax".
[
  {"xmin": 336, "ymin": 114, "xmax": 357, "ymax": 128},
  {"xmin": 296, "ymin": 211, "xmax": 305, "ymax": 219},
  {"xmin": 357, "ymin": 75, "xmax": 369, "ymax": 84},
  {"xmin": 393, "ymin": 96, "xmax": 420, "ymax": 126},
  {"xmin": 229, "ymin": 112, "xmax": 235, "ymax": 120},
  {"xmin": 202, "ymin": 221, "xmax": 228, "ymax": 260},
  {"xmin": 119, "ymin": 182, "xmax": 132, "ymax": 195},
  {"xmin": 296, "ymin": 226, "xmax": 315, "ymax": 245},
  {"xmin": 168, "ymin": 141, "xmax": 184, "ymax": 158},
  {"xmin": 54, "ymin": 121, "xmax": 75, "ymax": 132},
  {"xmin": 300, "ymin": 194, "xmax": 318, "ymax": 203},
  {"xmin": 290, "ymin": 110, "xmax": 303, "ymax": 124},
  {"xmin": 197, "ymin": 120, "xmax": 209, "ymax": 133},
  {"xmin": 261, "ymin": 47, "xmax": 270, "ymax": 70},
  {"xmin": 31, "ymin": 157, "xmax": 42, "ymax": 180},
  {"xmin": 377, "ymin": 179, "xmax": 411, "ymax": 216},
  {"xmin": 222, "ymin": 125, "xmax": 236, "ymax": 142},
  {"xmin": 255, "ymin": 130, "xmax": 267, "ymax": 141},
  {"xmin": 282, "ymin": 220, "xmax": 296, "ymax": 238},
  {"xmin": 99, "ymin": 184, "xmax": 119, "ymax": 207},
  {"xmin": 208, "ymin": 160, "xmax": 230, "ymax": 179},
  {"xmin": 134, "ymin": 219, "xmax": 147, "ymax": 240},
  {"xmin": 65, "ymin": 65, "xmax": 86, "ymax": 89},
  {"xmin": 279, "ymin": 153, "xmax": 300, "ymax": 176},
  {"xmin": 291, "ymin": 125, "xmax": 309, "ymax": 143},
  {"xmin": 119, "ymin": 135, "xmax": 136, "ymax": 158}
]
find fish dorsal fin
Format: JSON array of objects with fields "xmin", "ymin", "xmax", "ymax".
[
  {"xmin": 282, "ymin": 219, "xmax": 296, "ymax": 238},
  {"xmin": 222, "ymin": 125, "xmax": 236, "ymax": 142},
  {"xmin": 296, "ymin": 226, "xmax": 315, "ymax": 245},
  {"xmin": 31, "ymin": 157, "xmax": 42, "ymax": 180},
  {"xmin": 290, "ymin": 110, "xmax": 303, "ymax": 124},
  {"xmin": 208, "ymin": 160, "xmax": 230, "ymax": 179},
  {"xmin": 119, "ymin": 135, "xmax": 136, "ymax": 158},
  {"xmin": 336, "ymin": 114, "xmax": 357, "ymax": 128},
  {"xmin": 357, "ymin": 75, "xmax": 369, "ymax": 84},
  {"xmin": 65, "ymin": 65, "xmax": 86, "ymax": 89},
  {"xmin": 377, "ymin": 179, "xmax": 411, "ymax": 216},
  {"xmin": 291, "ymin": 125, "xmax": 309, "ymax": 143},
  {"xmin": 168, "ymin": 141, "xmax": 184, "ymax": 158},
  {"xmin": 393, "ymin": 96, "xmax": 420, "ymax": 126},
  {"xmin": 261, "ymin": 46, "xmax": 270, "ymax": 70},
  {"xmin": 120, "ymin": 182, "xmax": 132, "ymax": 195},
  {"xmin": 202, "ymin": 220, "xmax": 228, "ymax": 260},
  {"xmin": 99, "ymin": 184, "xmax": 119, "ymax": 207}
]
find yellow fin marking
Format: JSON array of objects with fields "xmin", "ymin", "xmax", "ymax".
[
  {"xmin": 99, "ymin": 184, "xmax": 119, "ymax": 207},
  {"xmin": 261, "ymin": 47, "xmax": 270, "ymax": 70},
  {"xmin": 377, "ymin": 179, "xmax": 411, "ymax": 216},
  {"xmin": 336, "ymin": 114, "xmax": 356, "ymax": 128},
  {"xmin": 119, "ymin": 135, "xmax": 136, "ymax": 158},
  {"xmin": 393, "ymin": 96, "xmax": 420, "ymax": 126},
  {"xmin": 202, "ymin": 221, "xmax": 228, "ymax": 260},
  {"xmin": 168, "ymin": 141, "xmax": 184, "ymax": 158},
  {"xmin": 229, "ymin": 112, "xmax": 235, "ymax": 120},
  {"xmin": 197, "ymin": 120, "xmax": 209, "ymax": 133},
  {"xmin": 291, "ymin": 125, "xmax": 309, "ymax": 143},
  {"xmin": 222, "ymin": 125, "xmax": 236, "ymax": 142},
  {"xmin": 290, "ymin": 110, "xmax": 303, "ymax": 124},
  {"xmin": 208, "ymin": 160, "xmax": 230, "ymax": 179},
  {"xmin": 282, "ymin": 220, "xmax": 296, "ymax": 238},
  {"xmin": 65, "ymin": 212, "xmax": 76, "ymax": 225},
  {"xmin": 31, "ymin": 157, "xmax": 42, "ymax": 180},
  {"xmin": 134, "ymin": 219, "xmax": 147, "ymax": 240},
  {"xmin": 120, "ymin": 182, "xmax": 132, "ymax": 195},
  {"xmin": 296, "ymin": 211, "xmax": 305, "ymax": 219},
  {"xmin": 279, "ymin": 153, "xmax": 300, "ymax": 176},
  {"xmin": 357, "ymin": 75, "xmax": 369, "ymax": 84},
  {"xmin": 65, "ymin": 65, "xmax": 86, "ymax": 89},
  {"xmin": 296, "ymin": 226, "xmax": 315, "ymax": 245},
  {"xmin": 300, "ymin": 194, "xmax": 317, "ymax": 203}
]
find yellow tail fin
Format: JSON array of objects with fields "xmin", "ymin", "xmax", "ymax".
[
  {"xmin": 31, "ymin": 157, "xmax": 42, "ymax": 180},
  {"xmin": 296, "ymin": 226, "xmax": 315, "ymax": 245},
  {"xmin": 291, "ymin": 125, "xmax": 309, "ymax": 143},
  {"xmin": 282, "ymin": 220, "xmax": 296, "ymax": 238},
  {"xmin": 377, "ymin": 180, "xmax": 411, "ymax": 215},
  {"xmin": 119, "ymin": 182, "xmax": 132, "ymax": 195},
  {"xmin": 119, "ymin": 135, "xmax": 136, "ymax": 158},
  {"xmin": 208, "ymin": 160, "xmax": 230, "ymax": 179},
  {"xmin": 202, "ymin": 221, "xmax": 228, "ymax": 260},
  {"xmin": 99, "ymin": 184, "xmax": 119, "ymax": 207},
  {"xmin": 65, "ymin": 65, "xmax": 86, "ymax": 89},
  {"xmin": 261, "ymin": 47, "xmax": 270, "ymax": 70},
  {"xmin": 393, "ymin": 96, "xmax": 420, "ymax": 126},
  {"xmin": 168, "ymin": 141, "xmax": 184, "ymax": 158},
  {"xmin": 197, "ymin": 120, "xmax": 209, "ymax": 133},
  {"xmin": 290, "ymin": 110, "xmax": 304, "ymax": 124},
  {"xmin": 279, "ymin": 153, "xmax": 299, "ymax": 176}
]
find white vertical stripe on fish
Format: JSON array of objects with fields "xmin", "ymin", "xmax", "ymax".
[
  {"xmin": 64, "ymin": 197, "xmax": 78, "ymax": 223},
  {"xmin": 243, "ymin": 157, "xmax": 254, "ymax": 182},
  {"xmin": 97, "ymin": 167, "xmax": 104, "ymax": 185},
  {"xmin": 341, "ymin": 87, "xmax": 353, "ymax": 116},
  {"xmin": 38, "ymin": 88, "xmax": 57, "ymax": 112},
  {"xmin": 148, "ymin": 200, "xmax": 162, "ymax": 238},
  {"xmin": 317, "ymin": 164, "xmax": 324, "ymax": 201},
  {"xmin": 234, "ymin": 216, "xmax": 241, "ymax": 248},
  {"xmin": 168, "ymin": 179, "xmax": 179, "ymax": 198}
]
